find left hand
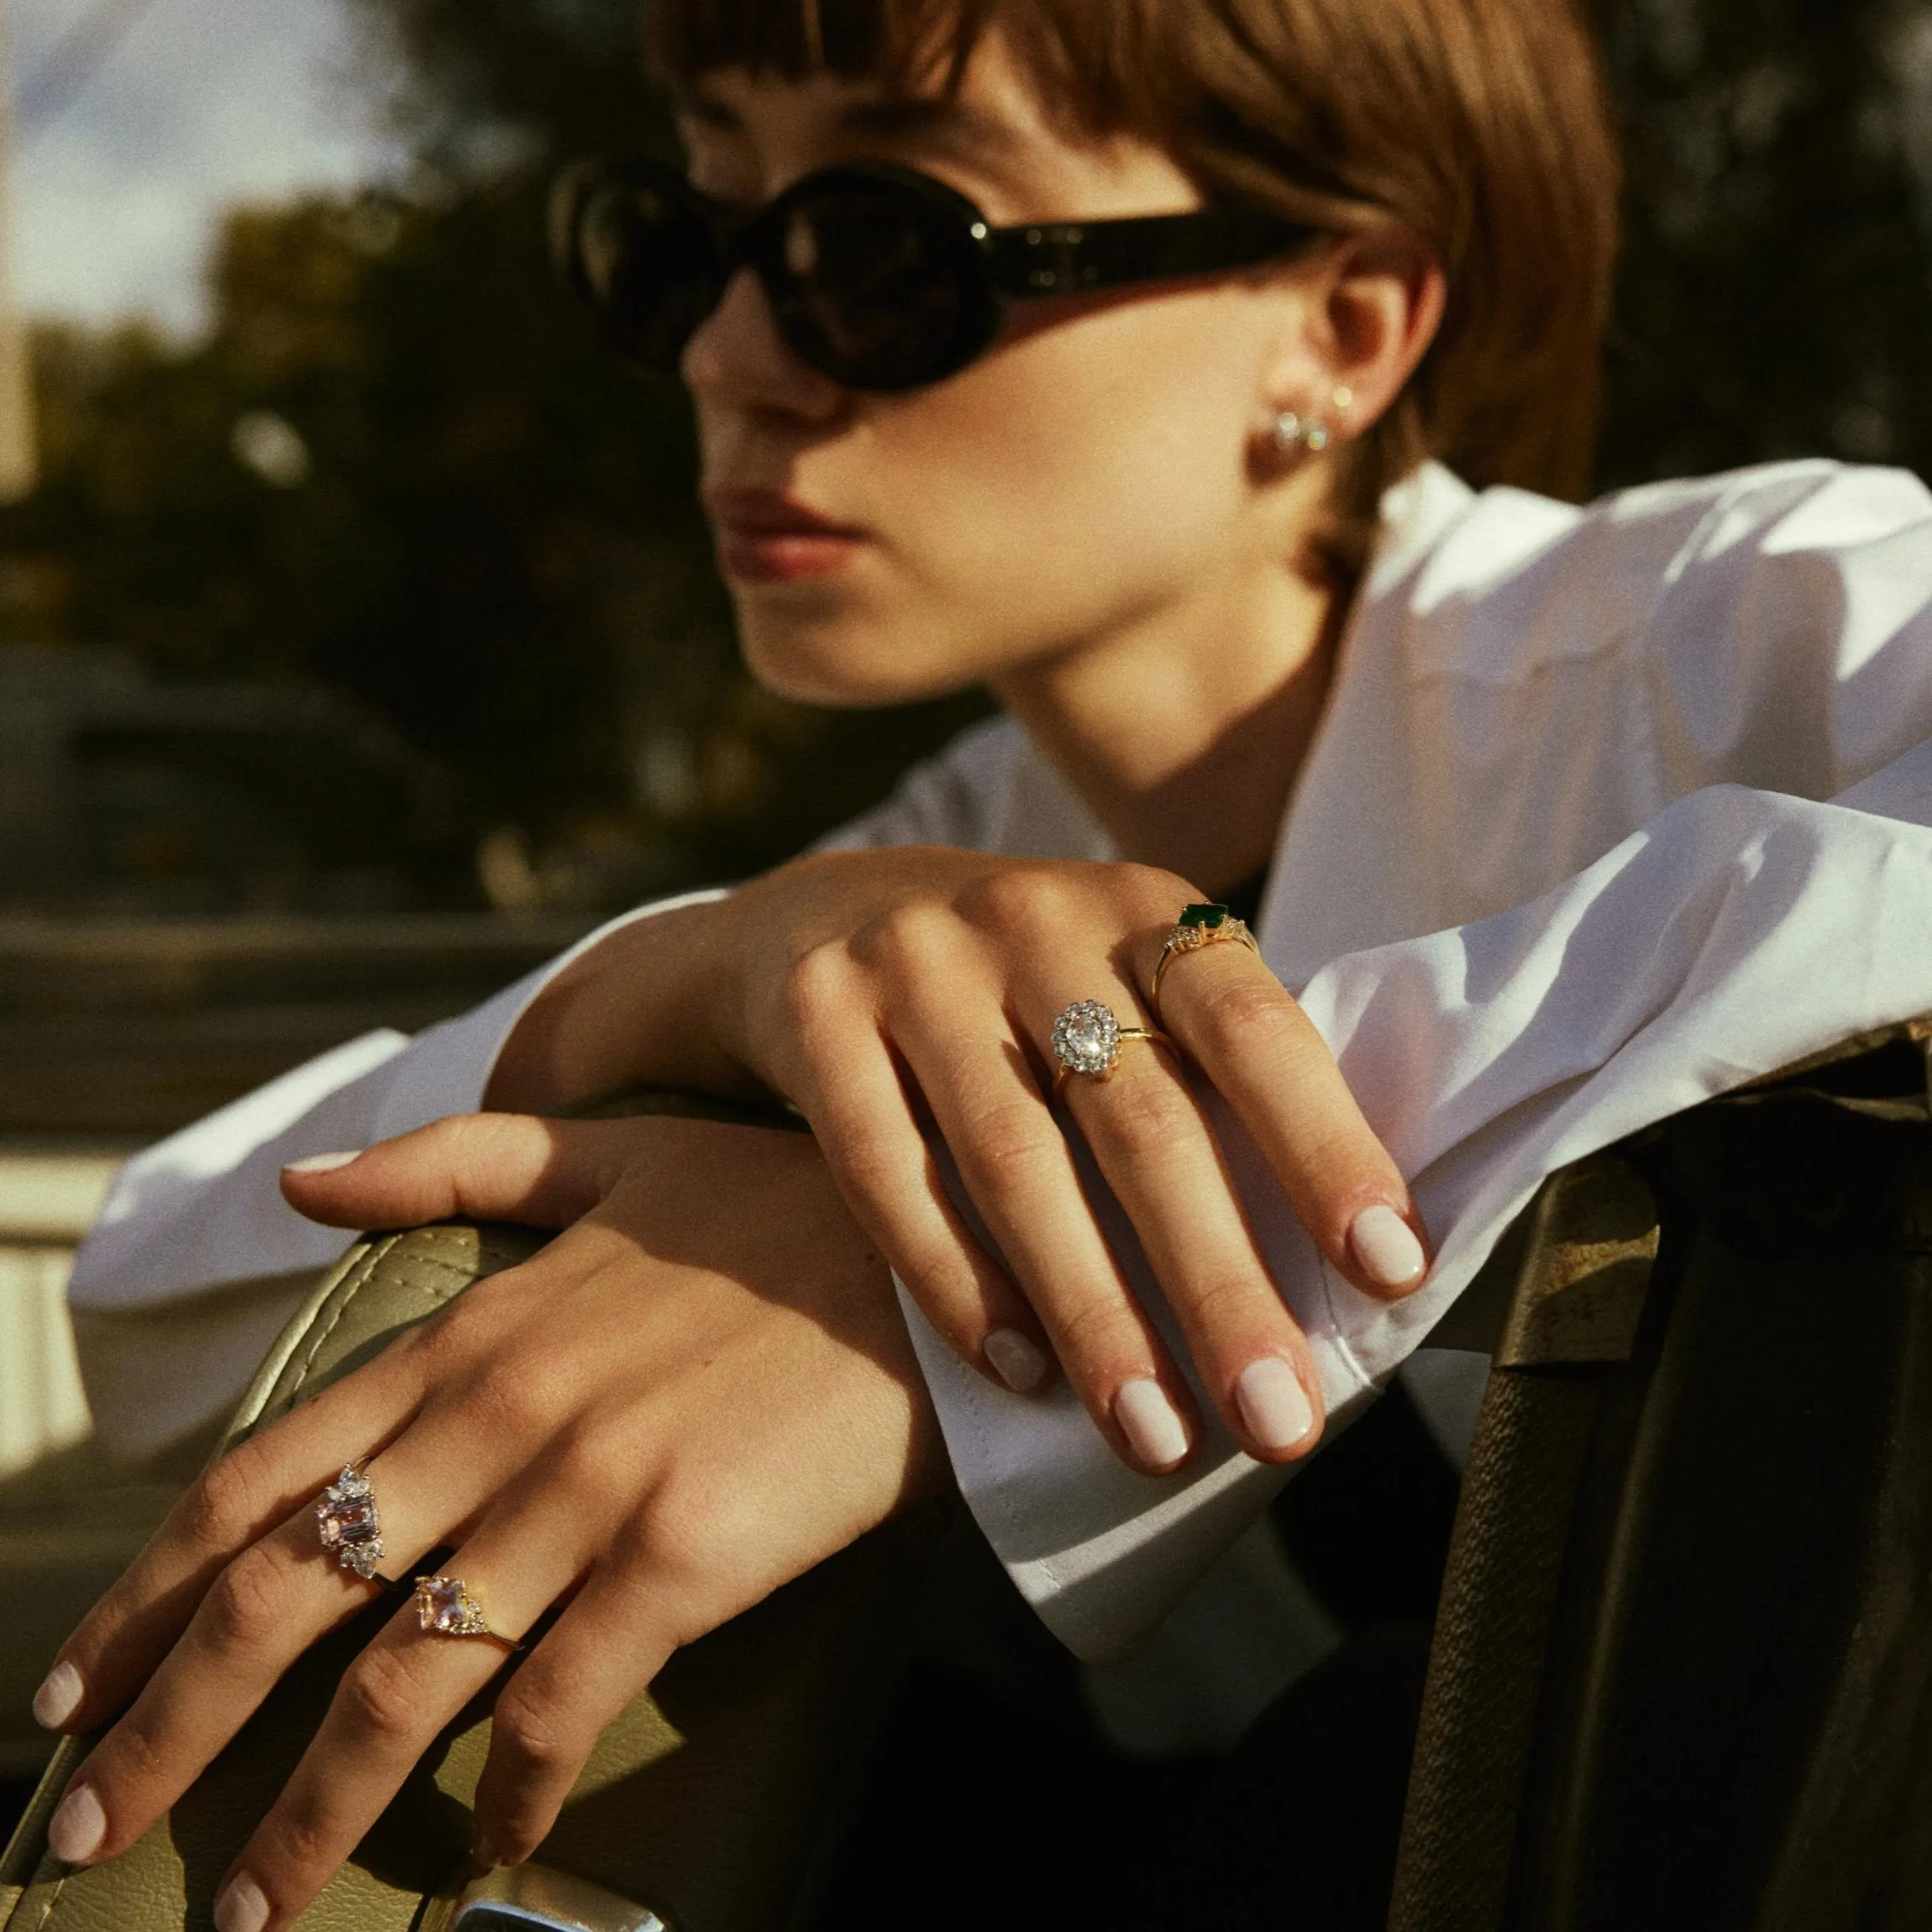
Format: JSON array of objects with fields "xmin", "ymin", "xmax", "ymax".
[{"xmin": 32, "ymin": 1112, "xmax": 943, "ymax": 1930}]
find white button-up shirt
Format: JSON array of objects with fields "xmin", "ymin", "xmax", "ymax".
[{"xmin": 70, "ymin": 456, "xmax": 1932, "ymax": 1672}]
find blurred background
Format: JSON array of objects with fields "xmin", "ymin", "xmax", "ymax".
[{"xmin": 5, "ymin": 0, "xmax": 1932, "ymax": 1834}]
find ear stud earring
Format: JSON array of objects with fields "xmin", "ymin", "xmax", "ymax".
[{"xmin": 1271, "ymin": 384, "xmax": 1355, "ymax": 457}]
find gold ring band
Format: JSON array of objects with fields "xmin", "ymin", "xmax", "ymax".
[
  {"xmin": 415, "ymin": 1574, "xmax": 525, "ymax": 1652},
  {"xmin": 1048, "ymin": 1000, "xmax": 1179, "ymax": 1095},
  {"xmin": 1150, "ymin": 906, "xmax": 1260, "ymax": 1017}
]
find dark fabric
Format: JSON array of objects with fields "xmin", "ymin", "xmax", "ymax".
[
  {"xmin": 1125, "ymin": 1623, "xmax": 1434, "ymax": 1932},
  {"xmin": 1272, "ymin": 1378, "xmax": 1462, "ymax": 1631}
]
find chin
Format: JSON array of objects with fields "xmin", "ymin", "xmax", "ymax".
[{"xmin": 736, "ymin": 605, "xmax": 974, "ymax": 709}]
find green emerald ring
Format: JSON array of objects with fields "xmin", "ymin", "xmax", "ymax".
[{"xmin": 1149, "ymin": 905, "xmax": 1260, "ymax": 1016}]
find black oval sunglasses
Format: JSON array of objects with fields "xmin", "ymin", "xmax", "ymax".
[{"xmin": 551, "ymin": 155, "xmax": 1319, "ymax": 393}]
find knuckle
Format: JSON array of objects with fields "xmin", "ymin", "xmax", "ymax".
[
  {"xmin": 829, "ymin": 1128, "xmax": 906, "ymax": 1206},
  {"xmin": 1047, "ymin": 1290, "xmax": 1144, "ymax": 1368},
  {"xmin": 489, "ymin": 1683, "xmax": 571, "ymax": 1774},
  {"xmin": 103, "ymin": 1708, "xmax": 168, "ymax": 1787},
  {"xmin": 201, "ymin": 1547, "xmax": 291, "ymax": 1651},
  {"xmin": 1108, "ymin": 859, "xmax": 1191, "ymax": 912},
  {"xmin": 953, "ymin": 1099, "xmax": 1063, "ymax": 1192},
  {"xmin": 1189, "ymin": 977, "xmax": 1304, "ymax": 1058},
  {"xmin": 546, "ymin": 1426, "xmax": 622, "ymax": 1506},
  {"xmin": 1084, "ymin": 1074, "xmax": 1194, "ymax": 1160},
  {"xmin": 956, "ymin": 864, "xmax": 1063, "ymax": 941},
  {"xmin": 466, "ymin": 1352, "xmax": 568, "ymax": 1441},
  {"xmin": 855, "ymin": 900, "xmax": 952, "ymax": 980},
  {"xmin": 339, "ymin": 1646, "xmax": 432, "ymax": 1749},
  {"xmin": 175, "ymin": 1445, "xmax": 265, "ymax": 1555},
  {"xmin": 781, "ymin": 940, "xmax": 852, "ymax": 1030}
]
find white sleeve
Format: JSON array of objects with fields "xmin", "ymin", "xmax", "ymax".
[
  {"xmin": 70, "ymin": 890, "xmax": 727, "ymax": 1459},
  {"xmin": 903, "ymin": 744, "xmax": 1932, "ymax": 1660}
]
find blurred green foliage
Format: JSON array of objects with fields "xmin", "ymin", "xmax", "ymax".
[{"xmin": 5, "ymin": 0, "xmax": 1932, "ymax": 906}]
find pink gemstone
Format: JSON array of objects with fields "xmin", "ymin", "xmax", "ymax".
[{"xmin": 419, "ymin": 1577, "xmax": 469, "ymax": 1633}]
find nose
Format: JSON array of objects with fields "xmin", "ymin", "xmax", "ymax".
[{"xmin": 680, "ymin": 265, "xmax": 848, "ymax": 425}]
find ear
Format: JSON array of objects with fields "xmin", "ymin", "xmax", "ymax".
[{"xmin": 1263, "ymin": 226, "xmax": 1446, "ymax": 438}]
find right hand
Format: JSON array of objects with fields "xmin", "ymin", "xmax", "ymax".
[{"xmin": 503, "ymin": 848, "xmax": 1428, "ymax": 1478}]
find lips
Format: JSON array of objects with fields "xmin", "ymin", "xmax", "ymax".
[{"xmin": 706, "ymin": 486, "xmax": 867, "ymax": 585}]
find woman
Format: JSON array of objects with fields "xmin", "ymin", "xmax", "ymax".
[{"xmin": 33, "ymin": 0, "xmax": 1932, "ymax": 1926}]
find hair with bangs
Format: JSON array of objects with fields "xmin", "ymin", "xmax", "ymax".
[{"xmin": 648, "ymin": 0, "xmax": 1620, "ymax": 576}]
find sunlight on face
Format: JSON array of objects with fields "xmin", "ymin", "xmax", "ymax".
[{"xmin": 676, "ymin": 29, "xmax": 1326, "ymax": 707}]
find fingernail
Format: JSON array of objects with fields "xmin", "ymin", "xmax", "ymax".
[
  {"xmin": 214, "ymin": 1873, "xmax": 270, "ymax": 1932},
  {"xmin": 1350, "ymin": 1205, "xmax": 1427, "ymax": 1289},
  {"xmin": 984, "ymin": 1328, "xmax": 1049, "ymax": 1394},
  {"xmin": 474, "ymin": 1830, "xmax": 503, "ymax": 1870},
  {"xmin": 282, "ymin": 1150, "xmax": 362, "ymax": 1175},
  {"xmin": 33, "ymin": 1661, "xmax": 82, "ymax": 1730},
  {"xmin": 1115, "ymin": 1378, "xmax": 1189, "ymax": 1469},
  {"xmin": 48, "ymin": 1783, "xmax": 105, "ymax": 1864},
  {"xmin": 1236, "ymin": 1357, "xmax": 1317, "ymax": 1452}
]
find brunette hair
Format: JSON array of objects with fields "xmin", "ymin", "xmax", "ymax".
[{"xmin": 648, "ymin": 0, "xmax": 1620, "ymax": 570}]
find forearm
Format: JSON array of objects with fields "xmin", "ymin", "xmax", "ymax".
[{"xmin": 484, "ymin": 891, "xmax": 760, "ymax": 1114}]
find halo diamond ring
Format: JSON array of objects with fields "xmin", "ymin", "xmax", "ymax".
[{"xmin": 1049, "ymin": 1000, "xmax": 1176, "ymax": 1093}]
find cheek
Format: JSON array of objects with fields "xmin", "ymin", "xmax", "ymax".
[
  {"xmin": 900, "ymin": 303, "xmax": 1260, "ymax": 633},
  {"xmin": 722, "ymin": 295, "xmax": 1266, "ymax": 706}
]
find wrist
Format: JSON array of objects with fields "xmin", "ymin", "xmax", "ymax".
[{"xmin": 486, "ymin": 895, "xmax": 753, "ymax": 1113}]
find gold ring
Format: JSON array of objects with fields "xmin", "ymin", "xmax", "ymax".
[
  {"xmin": 415, "ymin": 1574, "xmax": 525, "ymax": 1652},
  {"xmin": 1149, "ymin": 905, "xmax": 1260, "ymax": 1017},
  {"xmin": 1049, "ymin": 1000, "xmax": 1179, "ymax": 1095}
]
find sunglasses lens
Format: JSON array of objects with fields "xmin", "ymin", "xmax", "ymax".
[
  {"xmin": 575, "ymin": 174, "xmax": 722, "ymax": 370},
  {"xmin": 769, "ymin": 174, "xmax": 996, "ymax": 390}
]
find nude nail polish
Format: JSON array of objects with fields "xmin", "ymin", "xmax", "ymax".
[
  {"xmin": 984, "ymin": 1328, "xmax": 1049, "ymax": 1394},
  {"xmin": 1236, "ymin": 1357, "xmax": 1317, "ymax": 1452},
  {"xmin": 1115, "ymin": 1378, "xmax": 1189, "ymax": 1468},
  {"xmin": 214, "ymin": 1873, "xmax": 270, "ymax": 1932},
  {"xmin": 282, "ymin": 1151, "xmax": 362, "ymax": 1175},
  {"xmin": 32, "ymin": 1661, "xmax": 81, "ymax": 1730},
  {"xmin": 1350, "ymin": 1204, "xmax": 1427, "ymax": 1289},
  {"xmin": 48, "ymin": 1784, "xmax": 105, "ymax": 1864}
]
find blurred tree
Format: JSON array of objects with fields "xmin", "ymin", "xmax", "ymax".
[
  {"xmin": 0, "ymin": 0, "xmax": 984, "ymax": 909},
  {"xmin": 1595, "ymin": 0, "xmax": 1932, "ymax": 486}
]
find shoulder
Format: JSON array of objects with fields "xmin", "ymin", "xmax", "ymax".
[{"xmin": 1373, "ymin": 459, "xmax": 1932, "ymax": 686}]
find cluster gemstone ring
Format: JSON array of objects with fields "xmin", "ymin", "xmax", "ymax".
[
  {"xmin": 415, "ymin": 1574, "xmax": 523, "ymax": 1651},
  {"xmin": 1049, "ymin": 999, "xmax": 1177, "ymax": 1095},
  {"xmin": 314, "ymin": 1463, "xmax": 388, "ymax": 1583},
  {"xmin": 1149, "ymin": 903, "xmax": 1260, "ymax": 1016}
]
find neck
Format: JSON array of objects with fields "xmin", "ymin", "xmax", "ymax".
[{"xmin": 990, "ymin": 535, "xmax": 1347, "ymax": 897}]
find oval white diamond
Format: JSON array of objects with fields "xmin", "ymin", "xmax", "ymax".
[{"xmin": 1052, "ymin": 1000, "xmax": 1121, "ymax": 1075}]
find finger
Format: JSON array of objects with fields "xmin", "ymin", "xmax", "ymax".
[
  {"xmin": 39, "ymin": 1348, "xmax": 420, "ymax": 1738},
  {"xmin": 1157, "ymin": 945, "xmax": 1431, "ymax": 1299},
  {"xmin": 278, "ymin": 1114, "xmax": 662, "ymax": 1231},
  {"xmin": 890, "ymin": 1008, "xmax": 1200, "ymax": 1473},
  {"xmin": 1059, "ymin": 1042, "xmax": 1325, "ymax": 1462},
  {"xmin": 795, "ymin": 1016, "xmax": 1054, "ymax": 1396},
  {"xmin": 216, "ymin": 1534, "xmax": 565, "ymax": 1932},
  {"xmin": 45, "ymin": 1414, "xmax": 527, "ymax": 1868},
  {"xmin": 470, "ymin": 1554, "xmax": 678, "ymax": 1868}
]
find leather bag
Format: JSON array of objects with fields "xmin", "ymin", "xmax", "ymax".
[{"xmin": 1392, "ymin": 1020, "xmax": 1932, "ymax": 1931}]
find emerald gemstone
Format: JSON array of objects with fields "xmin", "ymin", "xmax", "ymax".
[{"xmin": 1179, "ymin": 903, "xmax": 1229, "ymax": 929}]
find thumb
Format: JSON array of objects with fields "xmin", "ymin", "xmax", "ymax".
[{"xmin": 279, "ymin": 1113, "xmax": 637, "ymax": 1231}]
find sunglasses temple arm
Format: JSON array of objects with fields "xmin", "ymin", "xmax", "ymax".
[{"xmin": 986, "ymin": 210, "xmax": 1317, "ymax": 302}]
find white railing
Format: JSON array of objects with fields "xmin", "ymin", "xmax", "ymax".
[{"xmin": 0, "ymin": 1152, "xmax": 123, "ymax": 1477}]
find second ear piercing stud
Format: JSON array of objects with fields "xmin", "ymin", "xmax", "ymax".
[{"xmin": 1272, "ymin": 384, "xmax": 1354, "ymax": 455}]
